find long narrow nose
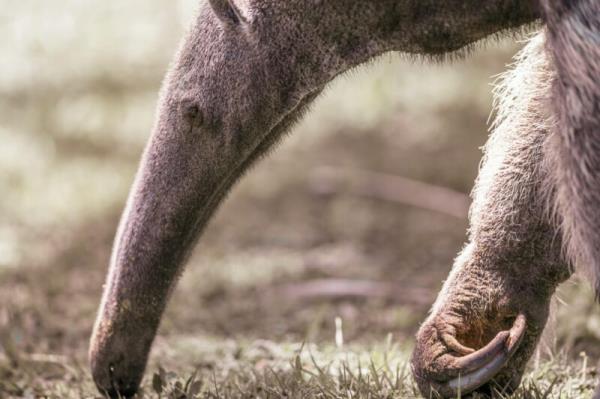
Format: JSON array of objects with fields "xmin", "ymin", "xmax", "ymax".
[
  {"xmin": 88, "ymin": 9, "xmax": 254, "ymax": 396},
  {"xmin": 88, "ymin": 113, "xmax": 222, "ymax": 396}
]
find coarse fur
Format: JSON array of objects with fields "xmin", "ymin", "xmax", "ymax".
[{"xmin": 87, "ymin": 0, "xmax": 598, "ymax": 397}]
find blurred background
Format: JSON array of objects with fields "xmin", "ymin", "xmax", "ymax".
[{"xmin": 1, "ymin": 1, "xmax": 599, "ymax": 397}]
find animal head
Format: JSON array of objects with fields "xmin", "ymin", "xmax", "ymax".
[{"xmin": 88, "ymin": 1, "xmax": 549, "ymax": 397}]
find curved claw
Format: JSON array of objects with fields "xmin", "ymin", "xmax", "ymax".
[
  {"xmin": 448, "ymin": 330, "xmax": 510, "ymax": 374},
  {"xmin": 440, "ymin": 314, "xmax": 527, "ymax": 396},
  {"xmin": 441, "ymin": 333, "xmax": 475, "ymax": 355}
]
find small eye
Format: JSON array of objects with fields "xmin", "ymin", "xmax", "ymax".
[
  {"xmin": 185, "ymin": 105, "xmax": 199, "ymax": 119},
  {"xmin": 184, "ymin": 105, "xmax": 204, "ymax": 128}
]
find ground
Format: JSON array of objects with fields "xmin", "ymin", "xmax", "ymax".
[{"xmin": 1, "ymin": 1, "xmax": 600, "ymax": 398}]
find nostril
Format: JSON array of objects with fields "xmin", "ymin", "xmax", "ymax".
[{"xmin": 107, "ymin": 363, "xmax": 119, "ymax": 394}]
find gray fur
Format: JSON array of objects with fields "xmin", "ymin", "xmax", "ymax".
[
  {"xmin": 88, "ymin": 0, "xmax": 597, "ymax": 397},
  {"xmin": 541, "ymin": 0, "xmax": 600, "ymax": 292}
]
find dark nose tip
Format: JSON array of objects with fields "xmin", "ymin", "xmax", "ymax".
[
  {"xmin": 92, "ymin": 364, "xmax": 141, "ymax": 399},
  {"xmin": 98, "ymin": 384, "xmax": 138, "ymax": 399},
  {"xmin": 90, "ymin": 351, "xmax": 145, "ymax": 399},
  {"xmin": 103, "ymin": 386, "xmax": 138, "ymax": 399}
]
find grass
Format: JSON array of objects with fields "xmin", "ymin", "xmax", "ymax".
[{"xmin": 1, "ymin": 335, "xmax": 597, "ymax": 398}]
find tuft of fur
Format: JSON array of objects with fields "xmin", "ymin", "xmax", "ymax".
[{"xmin": 472, "ymin": 32, "xmax": 556, "ymax": 235}]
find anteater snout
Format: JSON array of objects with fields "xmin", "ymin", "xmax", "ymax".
[{"xmin": 90, "ymin": 349, "xmax": 145, "ymax": 399}]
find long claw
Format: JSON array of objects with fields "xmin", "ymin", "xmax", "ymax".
[
  {"xmin": 442, "ymin": 314, "xmax": 527, "ymax": 396},
  {"xmin": 450, "ymin": 330, "xmax": 510, "ymax": 373},
  {"xmin": 441, "ymin": 333, "xmax": 475, "ymax": 355}
]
